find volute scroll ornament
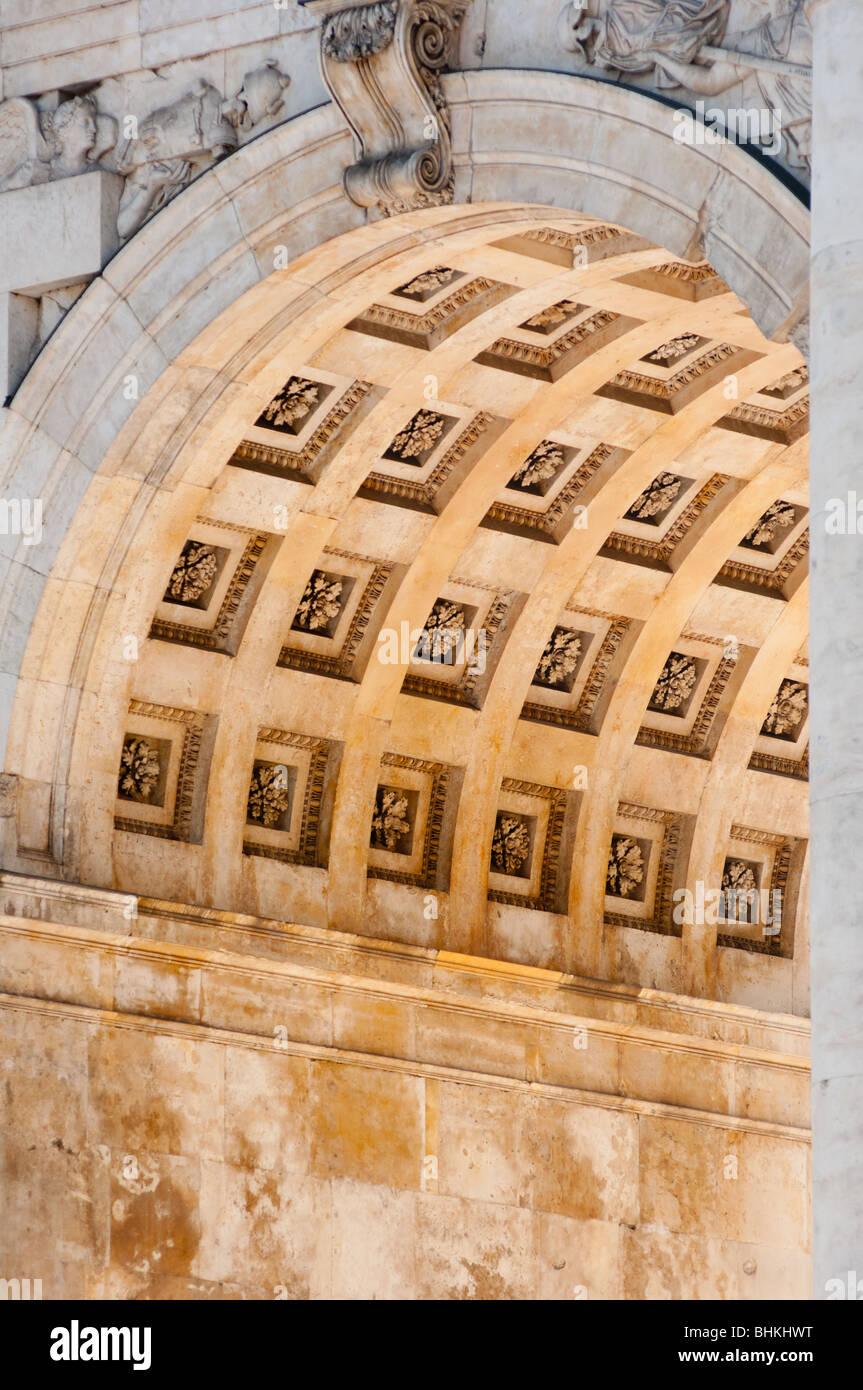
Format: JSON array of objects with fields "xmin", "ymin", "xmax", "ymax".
[{"xmin": 314, "ymin": 0, "xmax": 469, "ymax": 215}]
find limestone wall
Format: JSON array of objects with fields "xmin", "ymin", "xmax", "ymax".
[{"xmin": 0, "ymin": 873, "xmax": 810, "ymax": 1299}]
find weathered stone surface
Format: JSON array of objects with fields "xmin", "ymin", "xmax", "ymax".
[
  {"xmin": 0, "ymin": 882, "xmax": 811, "ymax": 1299},
  {"xmin": 0, "ymin": 0, "xmax": 819, "ymax": 1302}
]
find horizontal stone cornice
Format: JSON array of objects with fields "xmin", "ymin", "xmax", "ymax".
[
  {"xmin": 0, "ymin": 875, "xmax": 810, "ymax": 1131},
  {"xmin": 0, "ymin": 871, "xmax": 810, "ymax": 1051},
  {"xmin": 0, "ymin": 987, "xmax": 808, "ymax": 1144}
]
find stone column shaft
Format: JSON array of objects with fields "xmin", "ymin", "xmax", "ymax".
[{"xmin": 810, "ymin": 0, "xmax": 863, "ymax": 1298}]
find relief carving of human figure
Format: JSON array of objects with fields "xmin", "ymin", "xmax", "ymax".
[
  {"xmin": 559, "ymin": 0, "xmax": 813, "ymax": 174},
  {"xmin": 0, "ymin": 61, "xmax": 290, "ymax": 239},
  {"xmin": 559, "ymin": 0, "xmax": 732, "ymax": 71},
  {"xmin": 115, "ymin": 63, "xmax": 290, "ymax": 239},
  {"xmin": 0, "ymin": 93, "xmax": 117, "ymax": 192}
]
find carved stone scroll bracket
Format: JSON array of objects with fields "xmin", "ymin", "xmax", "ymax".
[{"xmin": 308, "ymin": 0, "xmax": 469, "ymax": 216}]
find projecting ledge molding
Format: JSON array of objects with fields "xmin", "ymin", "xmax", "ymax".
[
  {"xmin": 0, "ymin": 908, "xmax": 810, "ymax": 1131},
  {"xmin": 0, "ymin": 990, "xmax": 809, "ymax": 1143},
  {"xmin": 0, "ymin": 872, "xmax": 810, "ymax": 1059}
]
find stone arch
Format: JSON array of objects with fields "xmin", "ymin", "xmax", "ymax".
[
  {"xmin": 447, "ymin": 72, "xmax": 809, "ymax": 339},
  {"xmin": 0, "ymin": 27, "xmax": 819, "ymax": 1300},
  {"xmin": 0, "ymin": 72, "xmax": 808, "ymax": 1011}
]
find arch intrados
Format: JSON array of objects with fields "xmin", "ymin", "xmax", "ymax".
[{"xmin": 0, "ymin": 78, "xmax": 809, "ymax": 990}]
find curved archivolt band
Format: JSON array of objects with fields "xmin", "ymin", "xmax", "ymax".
[{"xmin": 0, "ymin": 73, "xmax": 808, "ymax": 1010}]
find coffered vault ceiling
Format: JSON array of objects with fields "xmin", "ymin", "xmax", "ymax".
[{"xmin": 8, "ymin": 203, "xmax": 809, "ymax": 1013}]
